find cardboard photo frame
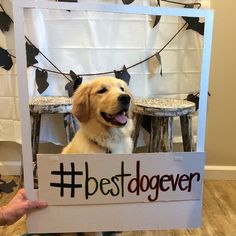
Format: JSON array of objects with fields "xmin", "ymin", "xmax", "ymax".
[{"xmin": 13, "ymin": 0, "xmax": 214, "ymax": 234}]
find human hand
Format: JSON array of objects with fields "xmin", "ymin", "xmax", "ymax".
[{"xmin": 0, "ymin": 188, "xmax": 48, "ymax": 225}]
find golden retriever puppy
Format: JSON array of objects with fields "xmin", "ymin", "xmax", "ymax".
[{"xmin": 62, "ymin": 76, "xmax": 134, "ymax": 154}]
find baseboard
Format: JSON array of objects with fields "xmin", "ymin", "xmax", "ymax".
[
  {"xmin": 204, "ymin": 165, "xmax": 236, "ymax": 180},
  {"xmin": 0, "ymin": 161, "xmax": 22, "ymax": 176},
  {"xmin": 1, "ymin": 161, "xmax": 236, "ymax": 180}
]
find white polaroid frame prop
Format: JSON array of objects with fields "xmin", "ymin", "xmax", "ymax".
[{"xmin": 13, "ymin": 0, "xmax": 214, "ymax": 234}]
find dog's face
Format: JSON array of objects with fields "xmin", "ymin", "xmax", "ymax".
[{"xmin": 72, "ymin": 77, "xmax": 132, "ymax": 127}]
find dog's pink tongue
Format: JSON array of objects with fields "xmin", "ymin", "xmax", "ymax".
[{"xmin": 115, "ymin": 112, "xmax": 127, "ymax": 124}]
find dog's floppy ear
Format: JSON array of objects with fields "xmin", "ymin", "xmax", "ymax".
[
  {"xmin": 72, "ymin": 83, "xmax": 91, "ymax": 122},
  {"xmin": 122, "ymin": 81, "xmax": 134, "ymax": 119}
]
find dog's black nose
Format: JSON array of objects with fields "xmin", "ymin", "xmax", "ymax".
[{"xmin": 118, "ymin": 94, "xmax": 131, "ymax": 105}]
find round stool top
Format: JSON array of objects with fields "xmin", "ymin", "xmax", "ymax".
[
  {"xmin": 29, "ymin": 96, "xmax": 72, "ymax": 114},
  {"xmin": 134, "ymin": 98, "xmax": 196, "ymax": 117}
]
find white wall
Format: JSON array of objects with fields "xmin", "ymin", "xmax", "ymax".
[{"xmin": 206, "ymin": 0, "xmax": 236, "ymax": 166}]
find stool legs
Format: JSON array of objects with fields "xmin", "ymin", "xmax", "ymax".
[
  {"xmin": 133, "ymin": 114, "xmax": 143, "ymax": 149},
  {"xmin": 134, "ymin": 115, "xmax": 174, "ymax": 152},
  {"xmin": 180, "ymin": 114, "xmax": 194, "ymax": 151},
  {"xmin": 160, "ymin": 117, "xmax": 173, "ymax": 152},
  {"xmin": 31, "ymin": 112, "xmax": 41, "ymax": 162},
  {"xmin": 149, "ymin": 117, "xmax": 161, "ymax": 152},
  {"xmin": 133, "ymin": 113, "xmax": 193, "ymax": 152},
  {"xmin": 150, "ymin": 117, "xmax": 173, "ymax": 152},
  {"xmin": 31, "ymin": 113, "xmax": 78, "ymax": 160},
  {"xmin": 64, "ymin": 113, "xmax": 77, "ymax": 143}
]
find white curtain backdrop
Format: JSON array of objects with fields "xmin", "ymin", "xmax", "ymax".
[{"xmin": 0, "ymin": 0, "xmax": 211, "ymax": 145}]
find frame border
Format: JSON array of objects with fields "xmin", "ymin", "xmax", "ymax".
[{"xmin": 13, "ymin": 0, "xmax": 214, "ymax": 233}]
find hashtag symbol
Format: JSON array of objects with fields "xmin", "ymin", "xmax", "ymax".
[{"xmin": 50, "ymin": 162, "xmax": 83, "ymax": 198}]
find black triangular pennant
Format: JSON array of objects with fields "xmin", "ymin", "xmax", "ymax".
[
  {"xmin": 182, "ymin": 4, "xmax": 204, "ymax": 36},
  {"xmin": 122, "ymin": 0, "xmax": 135, "ymax": 4},
  {"xmin": 0, "ymin": 180, "xmax": 17, "ymax": 193},
  {"xmin": 65, "ymin": 70, "xmax": 83, "ymax": 97},
  {"xmin": 155, "ymin": 53, "xmax": 163, "ymax": 76},
  {"xmin": 0, "ymin": 47, "xmax": 13, "ymax": 71},
  {"xmin": 186, "ymin": 20, "xmax": 204, "ymax": 36},
  {"xmin": 114, "ymin": 65, "xmax": 131, "ymax": 85},
  {"xmin": 70, "ymin": 70, "xmax": 83, "ymax": 90},
  {"xmin": 26, "ymin": 42, "xmax": 39, "ymax": 67},
  {"xmin": 183, "ymin": 17, "xmax": 204, "ymax": 35},
  {"xmin": 35, "ymin": 69, "xmax": 49, "ymax": 94},
  {"xmin": 153, "ymin": 15, "xmax": 161, "ymax": 28},
  {"xmin": 0, "ymin": 11, "xmax": 12, "ymax": 32},
  {"xmin": 187, "ymin": 93, "xmax": 199, "ymax": 110},
  {"xmin": 65, "ymin": 81, "xmax": 74, "ymax": 97},
  {"xmin": 152, "ymin": 0, "xmax": 161, "ymax": 28}
]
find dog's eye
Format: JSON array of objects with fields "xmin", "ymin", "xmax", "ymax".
[
  {"xmin": 120, "ymin": 87, "xmax": 124, "ymax": 92},
  {"xmin": 97, "ymin": 87, "xmax": 107, "ymax": 94}
]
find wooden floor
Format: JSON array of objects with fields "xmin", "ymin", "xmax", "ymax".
[{"xmin": 1, "ymin": 176, "xmax": 236, "ymax": 236}]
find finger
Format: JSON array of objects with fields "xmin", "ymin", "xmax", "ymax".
[
  {"xmin": 18, "ymin": 188, "xmax": 28, "ymax": 200},
  {"xmin": 27, "ymin": 200, "xmax": 48, "ymax": 209}
]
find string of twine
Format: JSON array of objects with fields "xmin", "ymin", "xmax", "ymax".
[{"xmin": 0, "ymin": 1, "xmax": 201, "ymax": 78}]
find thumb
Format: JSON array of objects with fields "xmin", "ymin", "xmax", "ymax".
[{"xmin": 27, "ymin": 200, "xmax": 48, "ymax": 209}]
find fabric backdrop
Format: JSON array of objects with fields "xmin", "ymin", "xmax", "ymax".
[{"xmin": 0, "ymin": 0, "xmax": 210, "ymax": 146}]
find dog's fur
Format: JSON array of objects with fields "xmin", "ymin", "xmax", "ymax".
[{"xmin": 62, "ymin": 76, "xmax": 134, "ymax": 155}]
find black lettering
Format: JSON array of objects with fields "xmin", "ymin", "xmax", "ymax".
[
  {"xmin": 188, "ymin": 172, "xmax": 201, "ymax": 192},
  {"xmin": 178, "ymin": 174, "xmax": 190, "ymax": 191},
  {"xmin": 170, "ymin": 174, "xmax": 180, "ymax": 191},
  {"xmin": 159, "ymin": 175, "xmax": 171, "ymax": 192},
  {"xmin": 140, "ymin": 175, "xmax": 149, "ymax": 192},
  {"xmin": 116, "ymin": 161, "xmax": 132, "ymax": 197},
  {"xmin": 127, "ymin": 161, "xmax": 140, "ymax": 195},
  {"xmin": 110, "ymin": 176, "xmax": 120, "ymax": 196},
  {"xmin": 85, "ymin": 162, "xmax": 98, "ymax": 199},
  {"xmin": 148, "ymin": 175, "xmax": 160, "ymax": 202},
  {"xmin": 100, "ymin": 178, "xmax": 110, "ymax": 195}
]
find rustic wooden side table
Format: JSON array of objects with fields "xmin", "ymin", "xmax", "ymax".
[
  {"xmin": 29, "ymin": 96, "xmax": 76, "ymax": 162},
  {"xmin": 133, "ymin": 98, "xmax": 196, "ymax": 152}
]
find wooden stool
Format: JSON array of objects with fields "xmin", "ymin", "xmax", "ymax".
[
  {"xmin": 133, "ymin": 98, "xmax": 196, "ymax": 152},
  {"xmin": 29, "ymin": 96, "xmax": 76, "ymax": 162}
]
